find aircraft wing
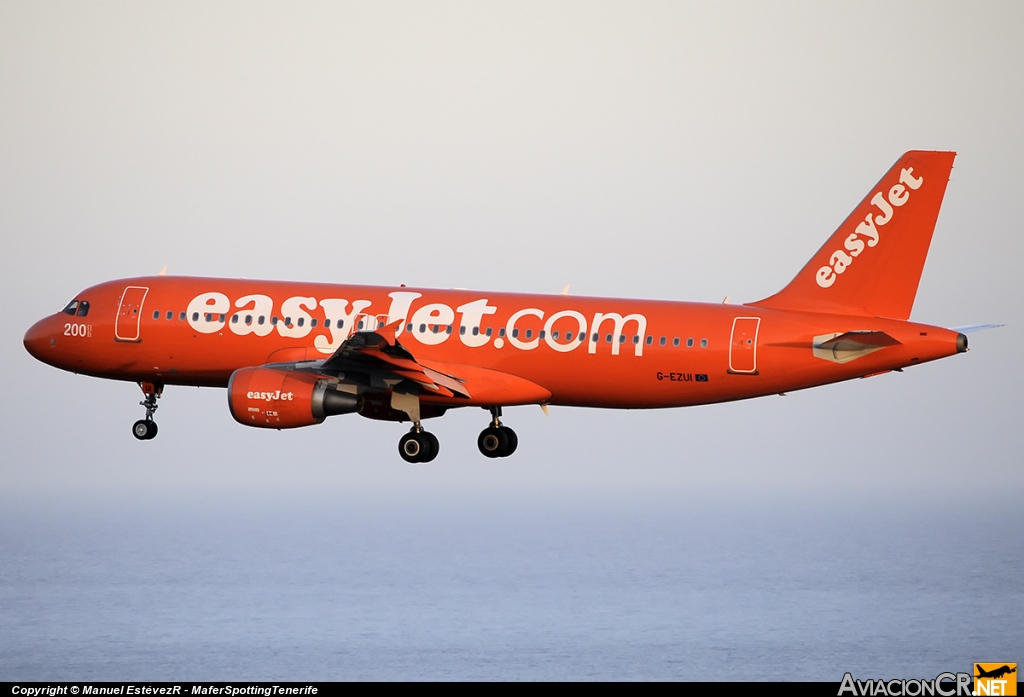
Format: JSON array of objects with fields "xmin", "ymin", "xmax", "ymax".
[
  {"xmin": 263, "ymin": 321, "xmax": 551, "ymax": 406},
  {"xmin": 320, "ymin": 320, "xmax": 471, "ymax": 398}
]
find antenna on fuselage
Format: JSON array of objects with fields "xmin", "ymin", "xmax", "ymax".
[{"xmin": 158, "ymin": 264, "xmax": 168, "ymax": 276}]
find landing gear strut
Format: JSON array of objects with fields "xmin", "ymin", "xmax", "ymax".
[
  {"xmin": 132, "ymin": 382, "xmax": 162, "ymax": 441},
  {"xmin": 398, "ymin": 424, "xmax": 439, "ymax": 464},
  {"xmin": 478, "ymin": 406, "xmax": 517, "ymax": 458}
]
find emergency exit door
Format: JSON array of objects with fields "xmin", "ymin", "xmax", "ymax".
[
  {"xmin": 728, "ymin": 316, "xmax": 760, "ymax": 374},
  {"xmin": 115, "ymin": 286, "xmax": 149, "ymax": 342}
]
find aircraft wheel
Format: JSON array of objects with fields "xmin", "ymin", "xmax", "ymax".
[
  {"xmin": 420, "ymin": 431, "xmax": 439, "ymax": 463},
  {"xmin": 133, "ymin": 419, "xmax": 157, "ymax": 441},
  {"xmin": 500, "ymin": 426, "xmax": 518, "ymax": 457},
  {"xmin": 477, "ymin": 427, "xmax": 508, "ymax": 459},
  {"xmin": 399, "ymin": 432, "xmax": 424, "ymax": 463}
]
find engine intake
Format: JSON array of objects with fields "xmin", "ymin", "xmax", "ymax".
[{"xmin": 228, "ymin": 367, "xmax": 359, "ymax": 429}]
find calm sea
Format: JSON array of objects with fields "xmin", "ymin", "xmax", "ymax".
[{"xmin": 1, "ymin": 488, "xmax": 1020, "ymax": 681}]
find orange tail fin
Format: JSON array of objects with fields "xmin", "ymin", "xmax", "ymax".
[{"xmin": 751, "ymin": 151, "xmax": 956, "ymax": 320}]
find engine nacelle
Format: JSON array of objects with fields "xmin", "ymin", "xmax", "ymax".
[{"xmin": 228, "ymin": 367, "xmax": 359, "ymax": 429}]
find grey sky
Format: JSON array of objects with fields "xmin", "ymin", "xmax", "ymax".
[{"xmin": 1, "ymin": 2, "xmax": 1020, "ymax": 502}]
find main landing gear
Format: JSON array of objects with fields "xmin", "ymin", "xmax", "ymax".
[
  {"xmin": 132, "ymin": 382, "xmax": 162, "ymax": 441},
  {"xmin": 398, "ymin": 425, "xmax": 439, "ymax": 464},
  {"xmin": 477, "ymin": 407, "xmax": 517, "ymax": 459}
]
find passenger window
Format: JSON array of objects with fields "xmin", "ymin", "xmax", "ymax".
[
  {"xmin": 406, "ymin": 323, "xmax": 413, "ymax": 332},
  {"xmin": 673, "ymin": 338, "xmax": 680, "ymax": 347},
  {"xmin": 485, "ymin": 327, "xmax": 492, "ymax": 337},
  {"xmin": 446, "ymin": 325, "xmax": 452, "ymax": 334},
  {"xmin": 499, "ymin": 328, "xmax": 506, "ymax": 337},
  {"xmin": 525, "ymin": 329, "xmax": 532, "ymax": 339},
  {"xmin": 592, "ymin": 333, "xmax": 598, "ymax": 342},
  {"xmin": 460, "ymin": 326, "xmax": 466, "ymax": 335},
  {"xmin": 77, "ymin": 301, "xmax": 90, "ymax": 317},
  {"xmin": 310, "ymin": 319, "xmax": 317, "ymax": 328},
  {"xmin": 166, "ymin": 311, "xmax": 173, "ymax": 321},
  {"xmin": 338, "ymin": 320, "xmax": 344, "ymax": 328},
  {"xmin": 258, "ymin": 316, "xmax": 265, "ymax": 325},
  {"xmin": 153, "ymin": 310, "xmax": 160, "ymax": 320},
  {"xmin": 619, "ymin": 335, "xmax": 626, "ymax": 344},
  {"xmin": 512, "ymin": 328, "xmax": 519, "ymax": 338},
  {"xmin": 419, "ymin": 323, "xmax": 426, "ymax": 333},
  {"xmin": 564, "ymin": 331, "xmax": 572, "ymax": 341},
  {"xmin": 687, "ymin": 338, "xmax": 694, "ymax": 348},
  {"xmin": 179, "ymin": 312, "xmax": 186, "ymax": 322},
  {"xmin": 539, "ymin": 330, "xmax": 545, "ymax": 339},
  {"xmin": 62, "ymin": 300, "xmax": 79, "ymax": 316},
  {"xmin": 271, "ymin": 316, "xmax": 279, "ymax": 325},
  {"xmin": 297, "ymin": 318, "xmax": 305, "ymax": 327},
  {"xmin": 700, "ymin": 338, "xmax": 708, "ymax": 348},
  {"xmin": 472, "ymin": 327, "xmax": 480, "ymax": 336},
  {"xmin": 645, "ymin": 336, "xmax": 652, "ymax": 345},
  {"xmin": 605, "ymin": 334, "xmax": 612, "ymax": 343},
  {"xmin": 192, "ymin": 312, "xmax": 199, "ymax": 322},
  {"xmin": 219, "ymin": 314, "xmax": 225, "ymax": 322},
  {"xmin": 285, "ymin": 317, "xmax": 292, "ymax": 326},
  {"xmin": 205, "ymin": 313, "xmax": 212, "ymax": 322},
  {"xmin": 552, "ymin": 331, "xmax": 560, "ymax": 340},
  {"xmin": 659, "ymin": 337, "xmax": 666, "ymax": 346},
  {"xmin": 231, "ymin": 314, "xmax": 239, "ymax": 324},
  {"xmin": 632, "ymin": 336, "xmax": 640, "ymax": 345},
  {"xmin": 245, "ymin": 315, "xmax": 253, "ymax": 325},
  {"xmin": 432, "ymin": 325, "xmax": 439, "ymax": 334}
]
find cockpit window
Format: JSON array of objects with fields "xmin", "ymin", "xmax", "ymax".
[{"xmin": 62, "ymin": 300, "xmax": 89, "ymax": 317}]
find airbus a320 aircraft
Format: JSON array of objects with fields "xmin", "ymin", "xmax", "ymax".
[{"xmin": 24, "ymin": 151, "xmax": 981, "ymax": 463}]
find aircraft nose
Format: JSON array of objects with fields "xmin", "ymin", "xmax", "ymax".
[{"xmin": 23, "ymin": 317, "xmax": 56, "ymax": 362}]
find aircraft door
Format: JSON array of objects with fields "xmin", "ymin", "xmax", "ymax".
[
  {"xmin": 728, "ymin": 317, "xmax": 760, "ymax": 374},
  {"xmin": 115, "ymin": 286, "xmax": 149, "ymax": 342}
]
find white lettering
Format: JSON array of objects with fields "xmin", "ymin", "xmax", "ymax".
[
  {"xmin": 888, "ymin": 183, "xmax": 909, "ymax": 207},
  {"xmin": 855, "ymin": 214, "xmax": 880, "ymax": 247},
  {"xmin": 543, "ymin": 310, "xmax": 587, "ymax": 353},
  {"xmin": 900, "ymin": 166, "xmax": 923, "ymax": 190},
  {"xmin": 409, "ymin": 303, "xmax": 456, "ymax": 345},
  {"xmin": 277, "ymin": 296, "xmax": 317, "ymax": 338},
  {"xmin": 506, "ymin": 308, "xmax": 544, "ymax": 350},
  {"xmin": 315, "ymin": 298, "xmax": 372, "ymax": 354},
  {"xmin": 456, "ymin": 299, "xmax": 497, "ymax": 348},
  {"xmin": 187, "ymin": 292, "xmax": 229, "ymax": 333},
  {"xmin": 871, "ymin": 191, "xmax": 894, "ymax": 226},
  {"xmin": 230, "ymin": 294, "xmax": 274, "ymax": 337},
  {"xmin": 386, "ymin": 292, "xmax": 423, "ymax": 337},
  {"xmin": 844, "ymin": 233, "xmax": 866, "ymax": 258},
  {"xmin": 816, "ymin": 266, "xmax": 836, "ymax": 288},
  {"xmin": 589, "ymin": 312, "xmax": 646, "ymax": 356}
]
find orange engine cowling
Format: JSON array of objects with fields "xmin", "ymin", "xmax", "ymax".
[{"xmin": 227, "ymin": 367, "xmax": 359, "ymax": 429}]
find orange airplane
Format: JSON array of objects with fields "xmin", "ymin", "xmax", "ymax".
[{"xmin": 24, "ymin": 151, "xmax": 981, "ymax": 463}]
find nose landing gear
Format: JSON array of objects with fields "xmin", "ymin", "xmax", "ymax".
[
  {"xmin": 478, "ymin": 406, "xmax": 517, "ymax": 458},
  {"xmin": 132, "ymin": 382, "xmax": 162, "ymax": 441},
  {"xmin": 398, "ymin": 424, "xmax": 439, "ymax": 464}
]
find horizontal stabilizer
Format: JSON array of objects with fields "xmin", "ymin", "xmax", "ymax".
[{"xmin": 950, "ymin": 323, "xmax": 1004, "ymax": 334}]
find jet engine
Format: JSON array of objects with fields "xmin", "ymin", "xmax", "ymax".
[{"xmin": 227, "ymin": 367, "xmax": 359, "ymax": 429}]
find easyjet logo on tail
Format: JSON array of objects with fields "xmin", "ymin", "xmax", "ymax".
[{"xmin": 816, "ymin": 167, "xmax": 924, "ymax": 289}]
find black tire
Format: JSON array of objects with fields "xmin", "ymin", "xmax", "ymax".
[
  {"xmin": 477, "ymin": 427, "xmax": 508, "ymax": 458},
  {"xmin": 420, "ymin": 431, "xmax": 439, "ymax": 463},
  {"xmin": 399, "ymin": 432, "xmax": 423, "ymax": 463},
  {"xmin": 132, "ymin": 420, "xmax": 156, "ymax": 441},
  {"xmin": 500, "ymin": 427, "xmax": 518, "ymax": 457}
]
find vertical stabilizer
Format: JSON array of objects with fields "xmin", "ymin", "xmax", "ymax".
[{"xmin": 751, "ymin": 151, "xmax": 956, "ymax": 319}]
